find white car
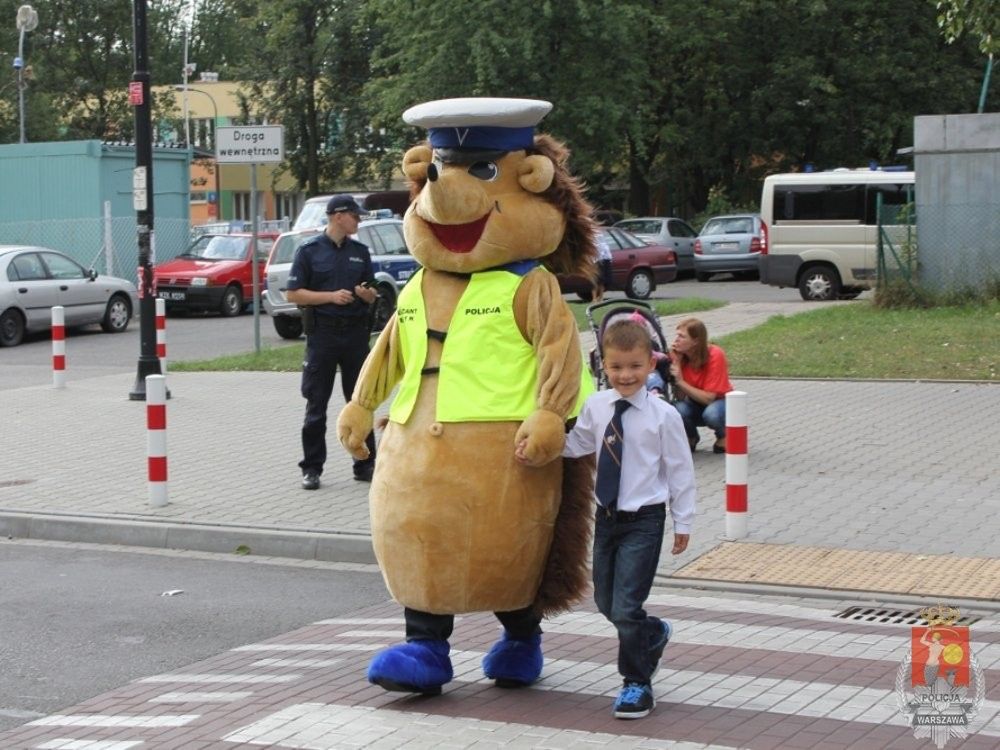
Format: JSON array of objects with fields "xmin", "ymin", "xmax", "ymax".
[
  {"xmin": 262, "ymin": 219, "xmax": 419, "ymax": 339},
  {"xmin": 0, "ymin": 245, "xmax": 138, "ymax": 347}
]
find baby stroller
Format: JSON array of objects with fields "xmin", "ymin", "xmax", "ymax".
[{"xmin": 585, "ymin": 300, "xmax": 676, "ymax": 402}]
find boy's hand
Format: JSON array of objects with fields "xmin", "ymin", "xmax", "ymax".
[{"xmin": 671, "ymin": 533, "xmax": 689, "ymax": 555}]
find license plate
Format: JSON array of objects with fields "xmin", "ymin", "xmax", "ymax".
[
  {"xmin": 159, "ymin": 291, "xmax": 185, "ymax": 301},
  {"xmin": 715, "ymin": 242, "xmax": 739, "ymax": 251}
]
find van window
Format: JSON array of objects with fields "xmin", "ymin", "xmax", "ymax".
[
  {"xmin": 372, "ymin": 224, "xmax": 408, "ymax": 255},
  {"xmin": 775, "ymin": 184, "xmax": 865, "ymax": 223}
]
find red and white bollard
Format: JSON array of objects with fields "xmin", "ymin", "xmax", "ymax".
[
  {"xmin": 725, "ymin": 390, "xmax": 748, "ymax": 539},
  {"xmin": 146, "ymin": 374, "xmax": 169, "ymax": 507},
  {"xmin": 51, "ymin": 306, "xmax": 66, "ymax": 389},
  {"xmin": 155, "ymin": 297, "xmax": 167, "ymax": 374}
]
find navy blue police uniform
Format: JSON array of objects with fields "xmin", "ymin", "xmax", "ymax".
[{"xmin": 288, "ymin": 227, "xmax": 377, "ymax": 481}]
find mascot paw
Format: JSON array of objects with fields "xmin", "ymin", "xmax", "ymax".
[
  {"xmin": 482, "ymin": 632, "xmax": 543, "ymax": 688},
  {"xmin": 336, "ymin": 401, "xmax": 374, "ymax": 460},
  {"xmin": 513, "ymin": 409, "xmax": 565, "ymax": 467},
  {"xmin": 367, "ymin": 640, "xmax": 453, "ymax": 695}
]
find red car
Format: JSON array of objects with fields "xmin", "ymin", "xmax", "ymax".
[
  {"xmin": 154, "ymin": 232, "xmax": 278, "ymax": 316},
  {"xmin": 558, "ymin": 227, "xmax": 677, "ymax": 301}
]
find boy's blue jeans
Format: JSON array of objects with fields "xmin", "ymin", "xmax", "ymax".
[
  {"xmin": 592, "ymin": 503, "xmax": 666, "ymax": 684},
  {"xmin": 674, "ymin": 397, "xmax": 726, "ymax": 441}
]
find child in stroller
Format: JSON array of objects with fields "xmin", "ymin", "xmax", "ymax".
[{"xmin": 586, "ymin": 300, "xmax": 674, "ymax": 400}]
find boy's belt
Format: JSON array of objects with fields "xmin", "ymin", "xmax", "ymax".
[
  {"xmin": 598, "ymin": 502, "xmax": 666, "ymax": 522},
  {"xmin": 315, "ymin": 315, "xmax": 364, "ymax": 330}
]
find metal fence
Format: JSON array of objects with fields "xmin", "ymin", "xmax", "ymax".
[
  {"xmin": 878, "ymin": 201, "xmax": 999, "ymax": 296},
  {"xmin": 0, "ymin": 215, "xmax": 292, "ymax": 283}
]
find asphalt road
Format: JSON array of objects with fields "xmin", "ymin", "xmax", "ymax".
[
  {"xmin": 0, "ymin": 540, "xmax": 388, "ymax": 733},
  {"xmin": 0, "ymin": 277, "xmax": 830, "ymax": 391}
]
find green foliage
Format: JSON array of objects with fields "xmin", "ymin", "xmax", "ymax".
[{"xmin": 934, "ymin": 0, "xmax": 1000, "ymax": 55}]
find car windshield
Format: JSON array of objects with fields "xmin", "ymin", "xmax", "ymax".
[
  {"xmin": 292, "ymin": 201, "xmax": 328, "ymax": 231},
  {"xmin": 701, "ymin": 217, "xmax": 754, "ymax": 235},
  {"xmin": 184, "ymin": 236, "xmax": 249, "ymax": 260},
  {"xmin": 617, "ymin": 220, "xmax": 662, "ymax": 235}
]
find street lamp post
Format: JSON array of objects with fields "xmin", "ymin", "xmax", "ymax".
[
  {"xmin": 175, "ymin": 85, "xmax": 221, "ymax": 219},
  {"xmin": 14, "ymin": 4, "xmax": 38, "ymax": 144}
]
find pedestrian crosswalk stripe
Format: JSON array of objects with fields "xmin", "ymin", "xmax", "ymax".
[
  {"xmin": 221, "ymin": 702, "xmax": 741, "ymax": 750},
  {"xmin": 29, "ymin": 714, "xmax": 198, "ymax": 728},
  {"xmin": 149, "ymin": 691, "xmax": 253, "ymax": 703},
  {"xmin": 250, "ymin": 657, "xmax": 344, "ymax": 668},
  {"xmin": 233, "ymin": 643, "xmax": 383, "ymax": 652},
  {"xmin": 35, "ymin": 741, "xmax": 144, "ymax": 749},
  {"xmin": 139, "ymin": 673, "xmax": 300, "ymax": 684}
]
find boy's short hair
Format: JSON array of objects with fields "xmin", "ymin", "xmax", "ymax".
[{"xmin": 602, "ymin": 320, "xmax": 653, "ymax": 355}]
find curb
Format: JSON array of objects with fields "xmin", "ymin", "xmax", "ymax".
[{"xmin": 0, "ymin": 511, "xmax": 377, "ymax": 565}]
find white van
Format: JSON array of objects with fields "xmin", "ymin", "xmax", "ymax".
[{"xmin": 758, "ymin": 168, "xmax": 914, "ymax": 300}]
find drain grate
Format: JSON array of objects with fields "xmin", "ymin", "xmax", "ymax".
[
  {"xmin": 0, "ymin": 479, "xmax": 34, "ymax": 488},
  {"xmin": 834, "ymin": 606, "xmax": 982, "ymax": 626}
]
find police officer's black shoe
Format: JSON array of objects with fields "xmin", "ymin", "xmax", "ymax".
[
  {"xmin": 302, "ymin": 472, "xmax": 320, "ymax": 490},
  {"xmin": 353, "ymin": 467, "xmax": 373, "ymax": 483}
]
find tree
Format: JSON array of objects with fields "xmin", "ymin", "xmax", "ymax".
[{"xmin": 934, "ymin": 0, "xmax": 999, "ymax": 55}]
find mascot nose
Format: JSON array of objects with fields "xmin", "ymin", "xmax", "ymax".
[{"xmin": 427, "ymin": 163, "xmax": 439, "ymax": 182}]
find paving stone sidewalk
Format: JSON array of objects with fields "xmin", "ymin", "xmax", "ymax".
[{"xmin": 1, "ymin": 301, "xmax": 998, "ymax": 587}]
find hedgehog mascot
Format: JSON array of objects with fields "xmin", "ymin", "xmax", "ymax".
[{"xmin": 337, "ymin": 97, "xmax": 597, "ymax": 695}]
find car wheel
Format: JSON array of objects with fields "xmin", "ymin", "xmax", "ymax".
[
  {"xmin": 695, "ymin": 271, "xmax": 711, "ymax": 282},
  {"xmin": 839, "ymin": 288, "xmax": 862, "ymax": 300},
  {"xmin": 625, "ymin": 270, "xmax": 653, "ymax": 300},
  {"xmin": 0, "ymin": 308, "xmax": 25, "ymax": 347},
  {"xmin": 272, "ymin": 315, "xmax": 303, "ymax": 339},
  {"xmin": 100, "ymin": 294, "xmax": 132, "ymax": 333},
  {"xmin": 798, "ymin": 265, "xmax": 841, "ymax": 301},
  {"xmin": 220, "ymin": 285, "xmax": 243, "ymax": 317},
  {"xmin": 370, "ymin": 284, "xmax": 396, "ymax": 332}
]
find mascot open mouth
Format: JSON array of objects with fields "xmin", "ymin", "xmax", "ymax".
[{"xmin": 427, "ymin": 212, "xmax": 491, "ymax": 254}]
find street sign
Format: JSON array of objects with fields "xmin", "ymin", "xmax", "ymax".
[
  {"xmin": 132, "ymin": 166, "xmax": 147, "ymax": 211},
  {"xmin": 128, "ymin": 81, "xmax": 143, "ymax": 106},
  {"xmin": 215, "ymin": 125, "xmax": 284, "ymax": 164}
]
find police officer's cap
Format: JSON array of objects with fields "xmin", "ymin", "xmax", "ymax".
[
  {"xmin": 325, "ymin": 194, "xmax": 363, "ymax": 216},
  {"xmin": 403, "ymin": 97, "xmax": 552, "ymax": 162}
]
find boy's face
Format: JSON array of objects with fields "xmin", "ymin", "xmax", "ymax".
[{"xmin": 603, "ymin": 344, "xmax": 656, "ymax": 398}]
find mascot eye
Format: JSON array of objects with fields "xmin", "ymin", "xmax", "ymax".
[{"xmin": 468, "ymin": 161, "xmax": 499, "ymax": 181}]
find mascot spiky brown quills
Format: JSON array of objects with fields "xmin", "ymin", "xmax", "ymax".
[{"xmin": 337, "ymin": 97, "xmax": 597, "ymax": 695}]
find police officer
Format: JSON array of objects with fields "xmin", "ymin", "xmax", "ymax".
[{"xmin": 286, "ymin": 195, "xmax": 378, "ymax": 489}]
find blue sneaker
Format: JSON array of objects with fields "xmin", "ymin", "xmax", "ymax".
[
  {"xmin": 613, "ymin": 681, "xmax": 654, "ymax": 719},
  {"xmin": 650, "ymin": 619, "xmax": 672, "ymax": 680}
]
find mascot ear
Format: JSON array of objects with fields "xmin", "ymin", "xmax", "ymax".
[
  {"xmin": 403, "ymin": 145, "xmax": 433, "ymax": 181},
  {"xmin": 518, "ymin": 155, "xmax": 555, "ymax": 194}
]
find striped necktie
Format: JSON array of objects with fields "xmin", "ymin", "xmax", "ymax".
[{"xmin": 595, "ymin": 398, "xmax": 631, "ymax": 508}]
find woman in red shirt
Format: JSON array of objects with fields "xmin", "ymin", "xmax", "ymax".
[{"xmin": 669, "ymin": 318, "xmax": 733, "ymax": 453}]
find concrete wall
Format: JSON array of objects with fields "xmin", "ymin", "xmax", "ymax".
[{"xmin": 913, "ymin": 113, "xmax": 1000, "ymax": 291}]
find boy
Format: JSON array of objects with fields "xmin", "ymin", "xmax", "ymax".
[{"xmin": 563, "ymin": 320, "xmax": 697, "ymax": 718}]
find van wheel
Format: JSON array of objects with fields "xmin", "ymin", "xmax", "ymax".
[
  {"xmin": 798, "ymin": 265, "xmax": 841, "ymax": 301},
  {"xmin": 576, "ymin": 290, "xmax": 594, "ymax": 302},
  {"xmin": 695, "ymin": 272, "xmax": 711, "ymax": 282},
  {"xmin": 272, "ymin": 315, "xmax": 303, "ymax": 339}
]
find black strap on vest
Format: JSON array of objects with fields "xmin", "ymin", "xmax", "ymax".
[
  {"xmin": 421, "ymin": 366, "xmax": 440, "ymax": 376},
  {"xmin": 427, "ymin": 328, "xmax": 447, "ymax": 342}
]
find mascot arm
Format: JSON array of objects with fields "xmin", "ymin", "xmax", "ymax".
[
  {"xmin": 336, "ymin": 315, "xmax": 403, "ymax": 460},
  {"xmin": 512, "ymin": 270, "xmax": 584, "ymax": 467}
]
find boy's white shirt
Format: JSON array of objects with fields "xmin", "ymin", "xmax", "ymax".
[{"xmin": 563, "ymin": 387, "xmax": 697, "ymax": 533}]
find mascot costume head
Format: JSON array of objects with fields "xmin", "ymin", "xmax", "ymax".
[{"xmin": 337, "ymin": 97, "xmax": 597, "ymax": 695}]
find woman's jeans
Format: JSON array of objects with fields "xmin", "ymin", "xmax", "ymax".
[
  {"xmin": 674, "ymin": 397, "xmax": 726, "ymax": 442},
  {"xmin": 593, "ymin": 504, "xmax": 666, "ymax": 684}
]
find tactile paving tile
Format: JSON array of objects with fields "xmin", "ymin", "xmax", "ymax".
[{"xmin": 672, "ymin": 541, "xmax": 1000, "ymax": 600}]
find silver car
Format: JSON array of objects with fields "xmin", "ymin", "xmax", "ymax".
[
  {"xmin": 614, "ymin": 217, "xmax": 698, "ymax": 274},
  {"xmin": 693, "ymin": 214, "xmax": 765, "ymax": 282},
  {"xmin": 0, "ymin": 245, "xmax": 138, "ymax": 347},
  {"xmin": 262, "ymin": 219, "xmax": 419, "ymax": 339}
]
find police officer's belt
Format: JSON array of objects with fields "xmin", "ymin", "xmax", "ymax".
[{"xmin": 315, "ymin": 316, "xmax": 365, "ymax": 330}]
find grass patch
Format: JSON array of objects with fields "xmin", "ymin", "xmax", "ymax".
[
  {"xmin": 719, "ymin": 300, "xmax": 999, "ymax": 380},
  {"xmin": 172, "ymin": 297, "xmax": 727, "ymax": 373}
]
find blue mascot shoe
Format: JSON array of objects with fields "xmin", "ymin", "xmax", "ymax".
[
  {"xmin": 367, "ymin": 640, "xmax": 453, "ymax": 696},
  {"xmin": 482, "ymin": 631, "xmax": 543, "ymax": 688}
]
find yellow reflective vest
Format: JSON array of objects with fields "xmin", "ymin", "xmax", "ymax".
[{"xmin": 389, "ymin": 266, "xmax": 591, "ymax": 423}]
